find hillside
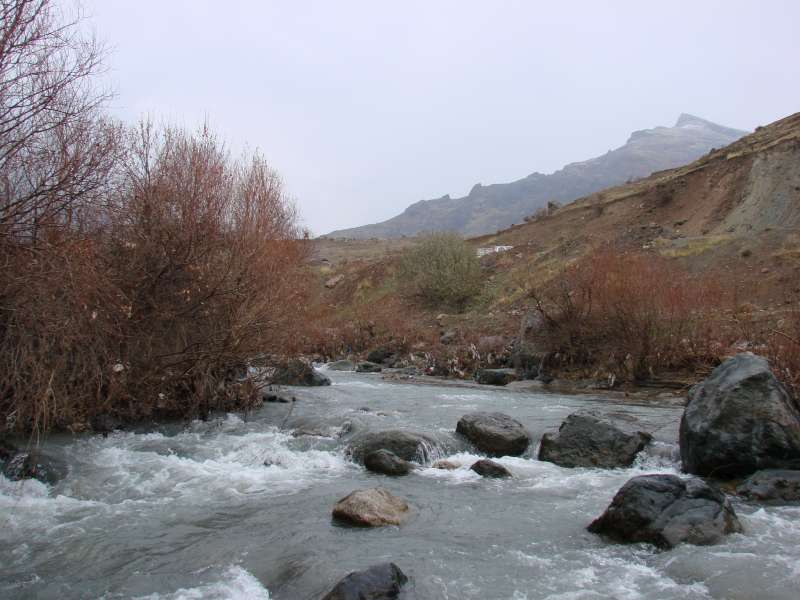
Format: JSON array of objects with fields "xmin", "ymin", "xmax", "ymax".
[
  {"xmin": 325, "ymin": 114, "xmax": 747, "ymax": 239},
  {"xmin": 306, "ymin": 111, "xmax": 800, "ymax": 383}
]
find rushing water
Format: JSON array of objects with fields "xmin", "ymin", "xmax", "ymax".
[{"xmin": 1, "ymin": 369, "xmax": 799, "ymax": 600}]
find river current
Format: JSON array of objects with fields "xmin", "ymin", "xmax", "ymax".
[{"xmin": 1, "ymin": 369, "xmax": 798, "ymax": 599}]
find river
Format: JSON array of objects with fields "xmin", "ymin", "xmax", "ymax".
[{"xmin": 1, "ymin": 369, "xmax": 798, "ymax": 599}]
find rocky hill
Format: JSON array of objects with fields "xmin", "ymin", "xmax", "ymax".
[{"xmin": 325, "ymin": 114, "xmax": 746, "ymax": 239}]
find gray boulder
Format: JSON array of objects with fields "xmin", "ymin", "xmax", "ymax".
[
  {"xmin": 470, "ymin": 459, "xmax": 512, "ymax": 478},
  {"xmin": 366, "ymin": 347, "xmax": 394, "ymax": 365},
  {"xmin": 270, "ymin": 360, "xmax": 331, "ymax": 386},
  {"xmin": 538, "ymin": 411, "xmax": 652, "ymax": 468},
  {"xmin": 364, "ymin": 450, "xmax": 414, "ymax": 476},
  {"xmin": 328, "ymin": 360, "xmax": 356, "ymax": 371},
  {"xmin": 588, "ymin": 474, "xmax": 742, "ymax": 549},
  {"xmin": 680, "ymin": 353, "xmax": 800, "ymax": 478},
  {"xmin": 356, "ymin": 361, "xmax": 383, "ymax": 373},
  {"xmin": 456, "ymin": 412, "xmax": 530, "ymax": 457},
  {"xmin": 322, "ymin": 563, "xmax": 408, "ymax": 600},
  {"xmin": 475, "ymin": 368, "xmax": 518, "ymax": 386},
  {"xmin": 332, "ymin": 487, "xmax": 410, "ymax": 527},
  {"xmin": 737, "ymin": 469, "xmax": 800, "ymax": 502},
  {"xmin": 347, "ymin": 430, "xmax": 437, "ymax": 464},
  {"xmin": 2, "ymin": 451, "xmax": 67, "ymax": 485}
]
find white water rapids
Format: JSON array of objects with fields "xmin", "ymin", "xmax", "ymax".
[{"xmin": 1, "ymin": 369, "xmax": 798, "ymax": 599}]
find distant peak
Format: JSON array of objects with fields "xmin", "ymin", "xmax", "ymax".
[{"xmin": 675, "ymin": 113, "xmax": 712, "ymax": 128}]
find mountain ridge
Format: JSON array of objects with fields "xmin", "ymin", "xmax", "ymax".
[{"xmin": 325, "ymin": 114, "xmax": 747, "ymax": 239}]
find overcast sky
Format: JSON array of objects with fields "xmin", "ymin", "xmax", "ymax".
[{"xmin": 79, "ymin": 0, "xmax": 800, "ymax": 234}]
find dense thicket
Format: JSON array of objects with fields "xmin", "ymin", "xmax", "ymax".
[{"xmin": 0, "ymin": 1, "xmax": 306, "ymax": 433}]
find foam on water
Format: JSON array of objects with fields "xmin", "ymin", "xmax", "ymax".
[{"xmin": 133, "ymin": 566, "xmax": 270, "ymax": 600}]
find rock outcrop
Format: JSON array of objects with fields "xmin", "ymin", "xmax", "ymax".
[
  {"xmin": 588, "ymin": 474, "xmax": 742, "ymax": 549},
  {"xmin": 737, "ymin": 469, "xmax": 800, "ymax": 502},
  {"xmin": 332, "ymin": 487, "xmax": 410, "ymax": 527},
  {"xmin": 470, "ymin": 459, "xmax": 512, "ymax": 478},
  {"xmin": 364, "ymin": 450, "xmax": 414, "ymax": 476},
  {"xmin": 474, "ymin": 368, "xmax": 518, "ymax": 386},
  {"xmin": 269, "ymin": 360, "xmax": 331, "ymax": 386},
  {"xmin": 322, "ymin": 563, "xmax": 408, "ymax": 600},
  {"xmin": 347, "ymin": 430, "xmax": 437, "ymax": 464},
  {"xmin": 680, "ymin": 353, "xmax": 800, "ymax": 478},
  {"xmin": 456, "ymin": 412, "xmax": 530, "ymax": 457},
  {"xmin": 538, "ymin": 411, "xmax": 652, "ymax": 468}
]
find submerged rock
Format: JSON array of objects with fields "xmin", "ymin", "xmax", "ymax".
[
  {"xmin": 2, "ymin": 451, "xmax": 67, "ymax": 485},
  {"xmin": 538, "ymin": 411, "xmax": 652, "ymax": 468},
  {"xmin": 332, "ymin": 487, "xmax": 410, "ymax": 527},
  {"xmin": 270, "ymin": 360, "xmax": 331, "ymax": 386},
  {"xmin": 588, "ymin": 474, "xmax": 742, "ymax": 549},
  {"xmin": 432, "ymin": 459, "xmax": 460, "ymax": 470},
  {"xmin": 456, "ymin": 412, "xmax": 530, "ymax": 457},
  {"xmin": 322, "ymin": 562, "xmax": 408, "ymax": 600},
  {"xmin": 328, "ymin": 359, "xmax": 356, "ymax": 371},
  {"xmin": 737, "ymin": 469, "xmax": 800, "ymax": 502},
  {"xmin": 364, "ymin": 449, "xmax": 414, "ymax": 476},
  {"xmin": 356, "ymin": 361, "xmax": 383, "ymax": 373},
  {"xmin": 680, "ymin": 353, "xmax": 800, "ymax": 478},
  {"xmin": 474, "ymin": 368, "xmax": 518, "ymax": 386},
  {"xmin": 347, "ymin": 430, "xmax": 438, "ymax": 464},
  {"xmin": 470, "ymin": 459, "xmax": 512, "ymax": 478},
  {"xmin": 263, "ymin": 392, "xmax": 293, "ymax": 403}
]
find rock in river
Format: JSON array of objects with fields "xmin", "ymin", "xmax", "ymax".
[
  {"xmin": 587, "ymin": 474, "xmax": 742, "ymax": 549},
  {"xmin": 322, "ymin": 562, "xmax": 408, "ymax": 600},
  {"xmin": 456, "ymin": 412, "xmax": 530, "ymax": 457},
  {"xmin": 680, "ymin": 353, "xmax": 800, "ymax": 478},
  {"xmin": 474, "ymin": 368, "xmax": 518, "ymax": 386},
  {"xmin": 470, "ymin": 459, "xmax": 512, "ymax": 478},
  {"xmin": 269, "ymin": 360, "xmax": 331, "ymax": 386},
  {"xmin": 332, "ymin": 487, "xmax": 410, "ymax": 527},
  {"xmin": 538, "ymin": 411, "xmax": 652, "ymax": 468},
  {"xmin": 737, "ymin": 469, "xmax": 800, "ymax": 502},
  {"xmin": 347, "ymin": 430, "xmax": 438, "ymax": 464},
  {"xmin": 364, "ymin": 450, "xmax": 414, "ymax": 476},
  {"xmin": 1, "ymin": 450, "xmax": 67, "ymax": 485}
]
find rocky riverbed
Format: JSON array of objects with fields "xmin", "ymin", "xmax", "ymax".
[{"xmin": 1, "ymin": 367, "xmax": 799, "ymax": 599}]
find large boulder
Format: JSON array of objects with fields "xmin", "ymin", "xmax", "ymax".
[
  {"xmin": 322, "ymin": 563, "xmax": 408, "ymax": 600},
  {"xmin": 456, "ymin": 412, "xmax": 530, "ymax": 457},
  {"xmin": 347, "ymin": 430, "xmax": 437, "ymax": 464},
  {"xmin": 356, "ymin": 361, "xmax": 383, "ymax": 373},
  {"xmin": 587, "ymin": 474, "xmax": 742, "ymax": 549},
  {"xmin": 737, "ymin": 469, "xmax": 800, "ymax": 502},
  {"xmin": 332, "ymin": 487, "xmax": 410, "ymax": 527},
  {"xmin": 475, "ymin": 368, "xmax": 518, "ymax": 386},
  {"xmin": 538, "ymin": 411, "xmax": 652, "ymax": 468},
  {"xmin": 270, "ymin": 360, "xmax": 331, "ymax": 386},
  {"xmin": 328, "ymin": 359, "xmax": 356, "ymax": 371},
  {"xmin": 364, "ymin": 450, "xmax": 414, "ymax": 476},
  {"xmin": 470, "ymin": 459, "xmax": 512, "ymax": 478},
  {"xmin": 1, "ymin": 450, "xmax": 67, "ymax": 485},
  {"xmin": 366, "ymin": 347, "xmax": 394, "ymax": 365},
  {"xmin": 679, "ymin": 353, "xmax": 800, "ymax": 478}
]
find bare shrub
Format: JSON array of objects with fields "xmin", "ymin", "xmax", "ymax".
[
  {"xmin": 398, "ymin": 233, "xmax": 483, "ymax": 311},
  {"xmin": 528, "ymin": 249, "xmax": 724, "ymax": 381}
]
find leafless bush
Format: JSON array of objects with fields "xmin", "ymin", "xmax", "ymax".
[{"xmin": 528, "ymin": 249, "xmax": 724, "ymax": 381}]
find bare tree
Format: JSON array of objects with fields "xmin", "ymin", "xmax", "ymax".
[{"xmin": 0, "ymin": 0, "xmax": 118, "ymax": 242}]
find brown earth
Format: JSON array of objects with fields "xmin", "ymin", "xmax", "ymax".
[{"xmin": 303, "ymin": 112, "xmax": 800, "ymax": 385}]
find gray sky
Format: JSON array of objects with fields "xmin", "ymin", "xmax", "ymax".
[{"xmin": 80, "ymin": 0, "xmax": 800, "ymax": 235}]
